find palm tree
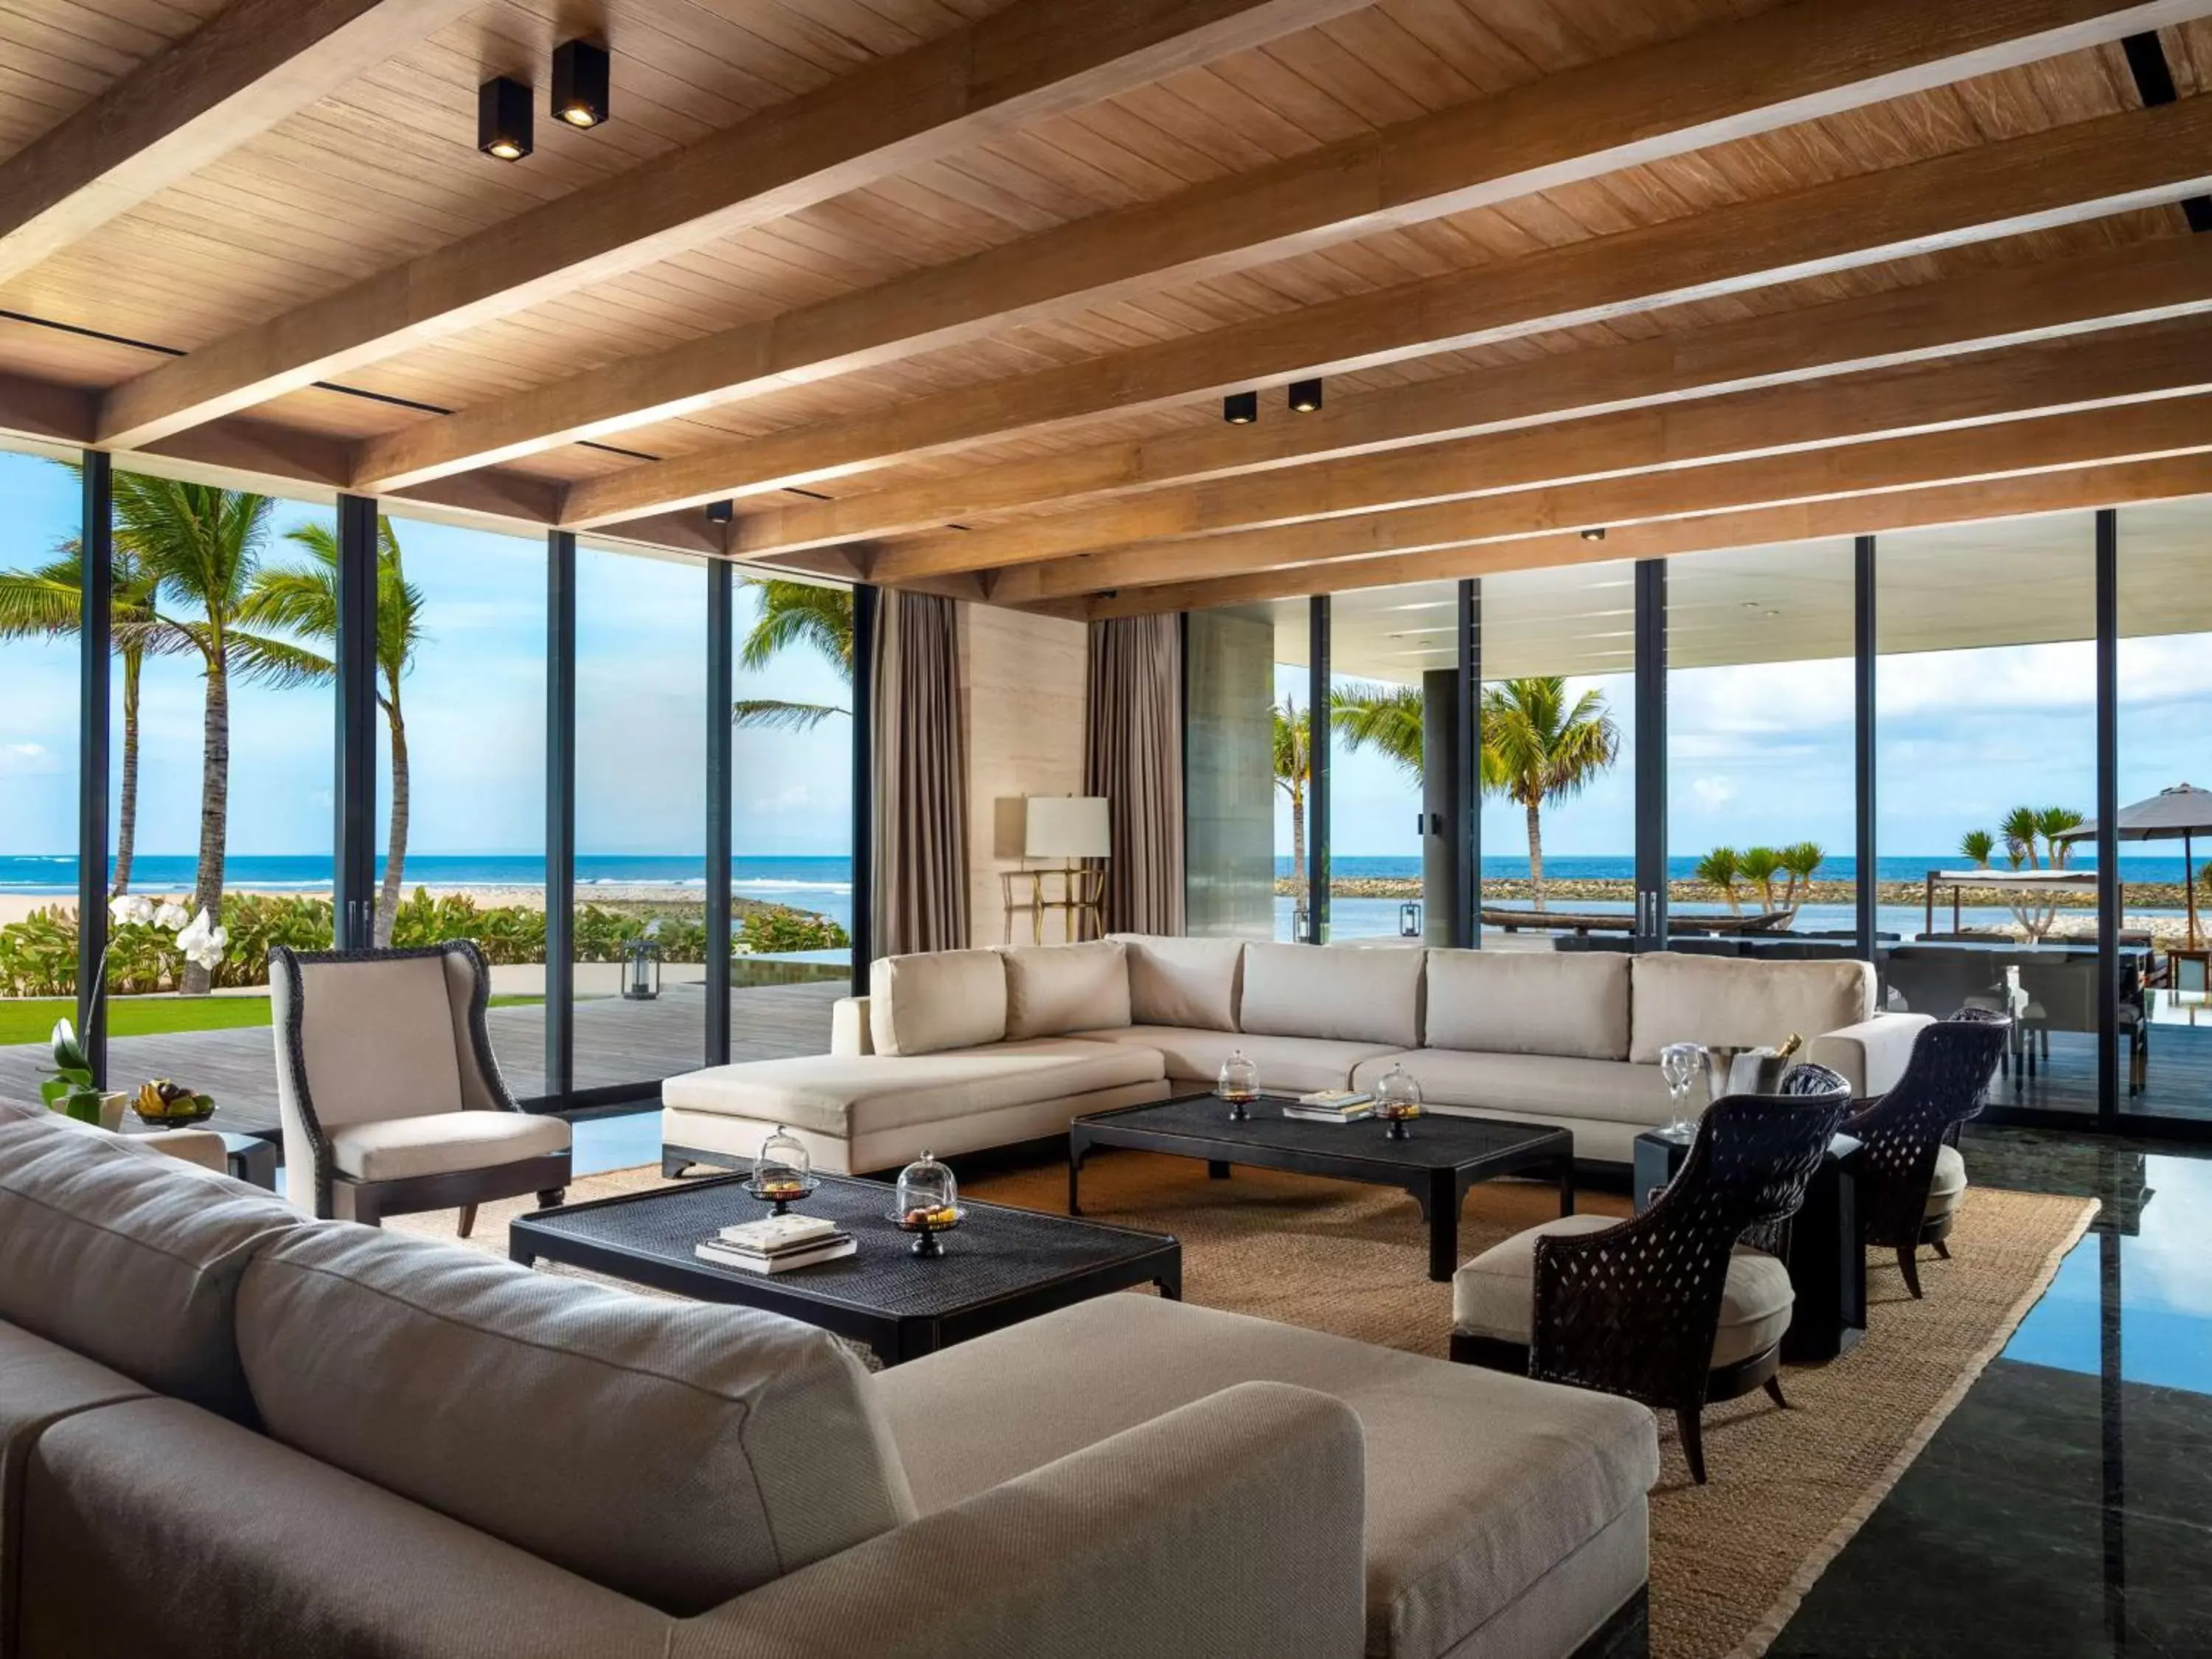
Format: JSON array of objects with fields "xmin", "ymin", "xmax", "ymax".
[
  {"xmin": 1739, "ymin": 846, "xmax": 1784, "ymax": 911},
  {"xmin": 1999, "ymin": 805, "xmax": 2043, "ymax": 869},
  {"xmin": 1695, "ymin": 846, "xmax": 1743, "ymax": 913},
  {"xmin": 1959, "ymin": 829, "xmax": 1997, "ymax": 867},
  {"xmin": 1479, "ymin": 678, "xmax": 1619, "ymax": 911},
  {"xmin": 2037, "ymin": 806, "xmax": 2085, "ymax": 868},
  {"xmin": 0, "ymin": 524, "xmax": 179, "ymax": 895},
  {"xmin": 243, "ymin": 516, "xmax": 425, "ymax": 946},
  {"xmin": 105, "ymin": 477, "xmax": 318, "ymax": 992},
  {"xmin": 1273, "ymin": 698, "xmax": 1312, "ymax": 907},
  {"xmin": 1778, "ymin": 841, "xmax": 1824, "ymax": 909},
  {"xmin": 1329, "ymin": 681, "xmax": 1424, "ymax": 782},
  {"xmin": 732, "ymin": 578, "xmax": 852, "ymax": 729}
]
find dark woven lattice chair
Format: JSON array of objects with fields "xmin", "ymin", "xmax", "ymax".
[
  {"xmin": 1451, "ymin": 1064, "xmax": 1851, "ymax": 1485},
  {"xmin": 1844, "ymin": 1007, "xmax": 2008, "ymax": 1300}
]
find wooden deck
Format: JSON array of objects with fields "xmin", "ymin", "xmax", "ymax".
[{"xmin": 0, "ymin": 982, "xmax": 843, "ymax": 1134}]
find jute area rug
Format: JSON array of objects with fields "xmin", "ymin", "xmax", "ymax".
[{"xmin": 397, "ymin": 1154, "xmax": 2095, "ymax": 1659}]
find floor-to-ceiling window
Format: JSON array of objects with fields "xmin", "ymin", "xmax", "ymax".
[
  {"xmin": 374, "ymin": 509, "xmax": 546, "ymax": 1085},
  {"xmin": 572, "ymin": 543, "xmax": 708, "ymax": 1088},
  {"xmin": 1478, "ymin": 562, "xmax": 1636, "ymax": 942},
  {"xmin": 0, "ymin": 447, "xmax": 83, "ymax": 1072},
  {"xmin": 1326, "ymin": 580, "xmax": 1460, "ymax": 943},
  {"xmin": 1877, "ymin": 512, "xmax": 2098, "ymax": 1116},
  {"xmin": 729, "ymin": 569, "xmax": 855, "ymax": 1052},
  {"xmin": 2116, "ymin": 496, "xmax": 2212, "ymax": 1125},
  {"xmin": 1667, "ymin": 540, "xmax": 1859, "ymax": 948}
]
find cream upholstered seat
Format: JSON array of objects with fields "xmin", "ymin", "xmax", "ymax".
[
  {"xmin": 1927, "ymin": 1143, "xmax": 1968, "ymax": 1217},
  {"xmin": 269, "ymin": 942, "xmax": 571, "ymax": 1234}
]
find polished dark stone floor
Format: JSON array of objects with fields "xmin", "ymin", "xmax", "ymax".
[{"xmin": 1770, "ymin": 1124, "xmax": 2212, "ymax": 1658}]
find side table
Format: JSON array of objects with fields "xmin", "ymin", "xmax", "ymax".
[
  {"xmin": 1632, "ymin": 1129, "xmax": 1865, "ymax": 1363},
  {"xmin": 220, "ymin": 1132, "xmax": 279, "ymax": 1192}
]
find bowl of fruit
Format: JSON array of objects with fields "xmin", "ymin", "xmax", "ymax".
[
  {"xmin": 891, "ymin": 1201, "xmax": 963, "ymax": 1257},
  {"xmin": 133, "ymin": 1079, "xmax": 215, "ymax": 1128}
]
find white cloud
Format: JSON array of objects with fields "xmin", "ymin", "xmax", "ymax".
[{"xmin": 1691, "ymin": 776, "xmax": 1736, "ymax": 810}]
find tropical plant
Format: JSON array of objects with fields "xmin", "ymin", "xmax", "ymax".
[
  {"xmin": 1479, "ymin": 678, "xmax": 1619, "ymax": 912},
  {"xmin": 1273, "ymin": 697, "xmax": 1312, "ymax": 905},
  {"xmin": 1959, "ymin": 829, "xmax": 1997, "ymax": 867},
  {"xmin": 1967, "ymin": 804, "xmax": 2088, "ymax": 939},
  {"xmin": 1778, "ymin": 841, "xmax": 1825, "ymax": 909},
  {"xmin": 242, "ymin": 515, "xmax": 425, "ymax": 946},
  {"xmin": 1328, "ymin": 681, "xmax": 1425, "ymax": 782},
  {"xmin": 1695, "ymin": 846, "xmax": 1743, "ymax": 913},
  {"xmin": 40, "ymin": 1019, "xmax": 104, "ymax": 1123},
  {"xmin": 1738, "ymin": 846, "xmax": 1784, "ymax": 911},
  {"xmin": 732, "ymin": 578, "xmax": 852, "ymax": 730},
  {"xmin": 2037, "ymin": 806, "xmax": 2086, "ymax": 866}
]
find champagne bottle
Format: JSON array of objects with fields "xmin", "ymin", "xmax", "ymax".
[{"xmin": 1774, "ymin": 1032, "xmax": 1804, "ymax": 1062}]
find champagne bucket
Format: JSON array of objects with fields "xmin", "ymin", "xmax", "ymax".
[{"xmin": 1698, "ymin": 1046, "xmax": 1790, "ymax": 1102}]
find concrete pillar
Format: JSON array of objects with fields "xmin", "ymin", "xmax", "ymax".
[{"xmin": 1422, "ymin": 668, "xmax": 1460, "ymax": 945}]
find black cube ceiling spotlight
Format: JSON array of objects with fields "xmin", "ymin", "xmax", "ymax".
[
  {"xmin": 1288, "ymin": 378, "xmax": 1323, "ymax": 414},
  {"xmin": 705, "ymin": 500, "xmax": 734, "ymax": 524},
  {"xmin": 1579, "ymin": 526, "xmax": 1607, "ymax": 542},
  {"xmin": 1222, "ymin": 390, "xmax": 1259, "ymax": 424},
  {"xmin": 477, "ymin": 75, "xmax": 533, "ymax": 161},
  {"xmin": 552, "ymin": 39, "xmax": 611, "ymax": 129}
]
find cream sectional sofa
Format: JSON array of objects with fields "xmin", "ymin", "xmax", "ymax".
[
  {"xmin": 0, "ymin": 1095, "xmax": 1658, "ymax": 1659},
  {"xmin": 663, "ymin": 937, "xmax": 1930, "ymax": 1176}
]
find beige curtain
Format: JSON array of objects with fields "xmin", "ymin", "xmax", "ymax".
[
  {"xmin": 872, "ymin": 591, "xmax": 970, "ymax": 957},
  {"xmin": 1085, "ymin": 614, "xmax": 1185, "ymax": 936}
]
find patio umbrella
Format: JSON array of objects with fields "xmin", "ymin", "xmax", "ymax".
[{"xmin": 2056, "ymin": 783, "xmax": 2212, "ymax": 949}]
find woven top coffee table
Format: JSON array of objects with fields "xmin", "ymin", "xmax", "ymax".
[
  {"xmin": 509, "ymin": 1169, "xmax": 1180, "ymax": 1366},
  {"xmin": 1069, "ymin": 1093, "xmax": 1574, "ymax": 1283}
]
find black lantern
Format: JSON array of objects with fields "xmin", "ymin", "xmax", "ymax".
[
  {"xmin": 477, "ymin": 76, "xmax": 533, "ymax": 161},
  {"xmin": 1399, "ymin": 900, "xmax": 1422, "ymax": 938},
  {"xmin": 622, "ymin": 933, "xmax": 662, "ymax": 1001}
]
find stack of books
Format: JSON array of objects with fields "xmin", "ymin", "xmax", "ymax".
[
  {"xmin": 695, "ymin": 1213, "xmax": 856, "ymax": 1275},
  {"xmin": 1281, "ymin": 1089, "xmax": 1374, "ymax": 1125}
]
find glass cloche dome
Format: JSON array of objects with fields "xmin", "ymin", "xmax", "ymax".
[
  {"xmin": 1374, "ymin": 1062, "xmax": 1423, "ymax": 1139},
  {"xmin": 748, "ymin": 1124, "xmax": 815, "ymax": 1213},
  {"xmin": 1216, "ymin": 1049, "xmax": 1260, "ymax": 1119},
  {"xmin": 894, "ymin": 1150, "xmax": 961, "ymax": 1256}
]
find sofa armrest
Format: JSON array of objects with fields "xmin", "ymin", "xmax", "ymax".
[
  {"xmin": 1808, "ymin": 1012, "xmax": 1933, "ymax": 1098},
  {"xmin": 831, "ymin": 996, "xmax": 873, "ymax": 1057},
  {"xmin": 675, "ymin": 1382, "xmax": 1367, "ymax": 1659}
]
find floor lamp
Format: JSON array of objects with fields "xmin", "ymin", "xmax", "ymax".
[{"xmin": 1026, "ymin": 796, "xmax": 1111, "ymax": 942}]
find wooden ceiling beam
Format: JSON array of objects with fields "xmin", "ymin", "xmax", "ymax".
[
  {"xmin": 345, "ymin": 0, "xmax": 2205, "ymax": 493},
  {"xmin": 0, "ymin": 0, "xmax": 476, "ymax": 287},
  {"xmin": 1078, "ymin": 453, "xmax": 2212, "ymax": 617},
  {"xmin": 878, "ymin": 316, "xmax": 2212, "ymax": 583},
  {"xmin": 734, "ymin": 237, "xmax": 2212, "ymax": 560},
  {"xmin": 988, "ymin": 393, "xmax": 2212, "ymax": 608},
  {"xmin": 559, "ymin": 91, "xmax": 2212, "ymax": 529},
  {"xmin": 91, "ymin": 0, "xmax": 1365, "ymax": 451}
]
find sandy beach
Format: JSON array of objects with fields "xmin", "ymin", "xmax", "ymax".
[{"xmin": 0, "ymin": 883, "xmax": 788, "ymax": 928}]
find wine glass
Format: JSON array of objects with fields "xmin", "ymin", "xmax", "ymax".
[{"xmin": 1658, "ymin": 1042, "xmax": 1701, "ymax": 1142}]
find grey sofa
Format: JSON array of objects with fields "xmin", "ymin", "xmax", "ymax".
[
  {"xmin": 0, "ymin": 1099, "xmax": 1658, "ymax": 1659},
  {"xmin": 663, "ymin": 937, "xmax": 1930, "ymax": 1176}
]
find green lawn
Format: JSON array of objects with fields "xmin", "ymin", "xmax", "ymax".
[{"xmin": 0, "ymin": 994, "xmax": 543, "ymax": 1047}]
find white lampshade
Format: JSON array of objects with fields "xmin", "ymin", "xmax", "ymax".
[{"xmin": 1025, "ymin": 795, "xmax": 1110, "ymax": 860}]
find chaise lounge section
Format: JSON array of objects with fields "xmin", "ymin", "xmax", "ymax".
[{"xmin": 663, "ymin": 936, "xmax": 1930, "ymax": 1176}]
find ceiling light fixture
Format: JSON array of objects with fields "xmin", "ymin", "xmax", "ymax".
[
  {"xmin": 477, "ymin": 76, "xmax": 533, "ymax": 161},
  {"xmin": 552, "ymin": 39, "xmax": 611, "ymax": 128},
  {"xmin": 1223, "ymin": 390, "xmax": 1258, "ymax": 425},
  {"xmin": 1579, "ymin": 526, "xmax": 1607, "ymax": 542},
  {"xmin": 1288, "ymin": 378, "xmax": 1322, "ymax": 414},
  {"xmin": 706, "ymin": 500, "xmax": 734, "ymax": 524}
]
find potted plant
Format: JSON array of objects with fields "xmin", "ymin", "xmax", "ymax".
[
  {"xmin": 39, "ymin": 1018, "xmax": 121, "ymax": 1128},
  {"xmin": 41, "ymin": 894, "xmax": 228, "ymax": 1127}
]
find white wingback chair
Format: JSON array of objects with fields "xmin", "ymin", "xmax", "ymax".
[{"xmin": 269, "ymin": 942, "xmax": 571, "ymax": 1234}]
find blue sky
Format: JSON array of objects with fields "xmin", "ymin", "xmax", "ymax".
[{"xmin": 0, "ymin": 448, "xmax": 852, "ymax": 863}]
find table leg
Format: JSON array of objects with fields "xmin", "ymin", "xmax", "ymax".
[
  {"xmin": 1068, "ymin": 1138, "xmax": 1088, "ymax": 1217},
  {"xmin": 1557, "ymin": 1153, "xmax": 1576, "ymax": 1217},
  {"xmin": 1157, "ymin": 1259, "xmax": 1183, "ymax": 1302},
  {"xmin": 1427, "ymin": 1169, "xmax": 1458, "ymax": 1284},
  {"xmin": 879, "ymin": 1318, "xmax": 938, "ymax": 1368},
  {"xmin": 1207, "ymin": 1160, "xmax": 1232, "ymax": 1180},
  {"xmin": 508, "ymin": 1235, "xmax": 536, "ymax": 1268}
]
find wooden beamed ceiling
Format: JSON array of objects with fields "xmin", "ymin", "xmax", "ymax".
[{"xmin": 1, "ymin": 0, "xmax": 2210, "ymax": 608}]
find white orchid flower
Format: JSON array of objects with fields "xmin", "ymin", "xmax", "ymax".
[
  {"xmin": 109, "ymin": 894, "xmax": 155, "ymax": 926},
  {"xmin": 155, "ymin": 901, "xmax": 189, "ymax": 931},
  {"xmin": 175, "ymin": 910, "xmax": 211, "ymax": 953}
]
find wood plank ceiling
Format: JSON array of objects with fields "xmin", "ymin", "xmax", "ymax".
[{"xmin": 2, "ymin": 0, "xmax": 2211, "ymax": 605}]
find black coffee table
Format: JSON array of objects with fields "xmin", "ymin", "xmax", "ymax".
[
  {"xmin": 509, "ymin": 1169, "xmax": 1180, "ymax": 1366},
  {"xmin": 1070, "ymin": 1093, "xmax": 1575, "ymax": 1282}
]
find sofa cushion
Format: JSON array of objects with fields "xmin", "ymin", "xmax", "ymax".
[
  {"xmin": 1002, "ymin": 940, "xmax": 1130, "ymax": 1040},
  {"xmin": 1927, "ymin": 1141, "xmax": 1968, "ymax": 1219},
  {"xmin": 663, "ymin": 1038, "xmax": 1166, "ymax": 1143},
  {"xmin": 234, "ymin": 1224, "xmax": 914, "ymax": 1617},
  {"xmin": 1110, "ymin": 933, "xmax": 1246, "ymax": 1030},
  {"xmin": 869, "ymin": 949, "xmax": 1009, "ymax": 1057},
  {"xmin": 0, "ymin": 1116, "xmax": 301, "ymax": 1421},
  {"xmin": 1425, "ymin": 949, "xmax": 1631, "ymax": 1061},
  {"xmin": 1352, "ymin": 1048, "xmax": 1673, "ymax": 1129},
  {"xmin": 327, "ymin": 1110, "xmax": 571, "ymax": 1183},
  {"xmin": 875, "ymin": 1294, "xmax": 1657, "ymax": 1659},
  {"xmin": 1073, "ymin": 1026, "xmax": 1405, "ymax": 1096},
  {"xmin": 1453, "ymin": 1217, "xmax": 1793, "ymax": 1368},
  {"xmin": 1239, "ymin": 942, "xmax": 1424, "ymax": 1048},
  {"xmin": 0, "ymin": 1318, "xmax": 154, "ymax": 1571},
  {"xmin": 1629, "ymin": 953, "xmax": 1876, "ymax": 1065},
  {"xmin": 288, "ymin": 952, "xmax": 466, "ymax": 1126}
]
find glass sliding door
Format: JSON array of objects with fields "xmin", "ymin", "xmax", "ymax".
[
  {"xmin": 1877, "ymin": 512, "xmax": 2097, "ymax": 1117},
  {"xmin": 2115, "ymin": 496, "xmax": 2212, "ymax": 1126},
  {"xmin": 374, "ymin": 510, "xmax": 547, "ymax": 1088},
  {"xmin": 1262, "ymin": 599, "xmax": 1319, "ymax": 941},
  {"xmin": 1326, "ymin": 580, "xmax": 1461, "ymax": 943},
  {"xmin": 1478, "ymin": 562, "xmax": 1636, "ymax": 945},
  {"xmin": 729, "ymin": 570, "xmax": 855, "ymax": 1058},
  {"xmin": 572, "ymin": 543, "xmax": 709, "ymax": 1091},
  {"xmin": 1184, "ymin": 604, "xmax": 1280, "ymax": 939},
  {"xmin": 1666, "ymin": 540, "xmax": 1859, "ymax": 954}
]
